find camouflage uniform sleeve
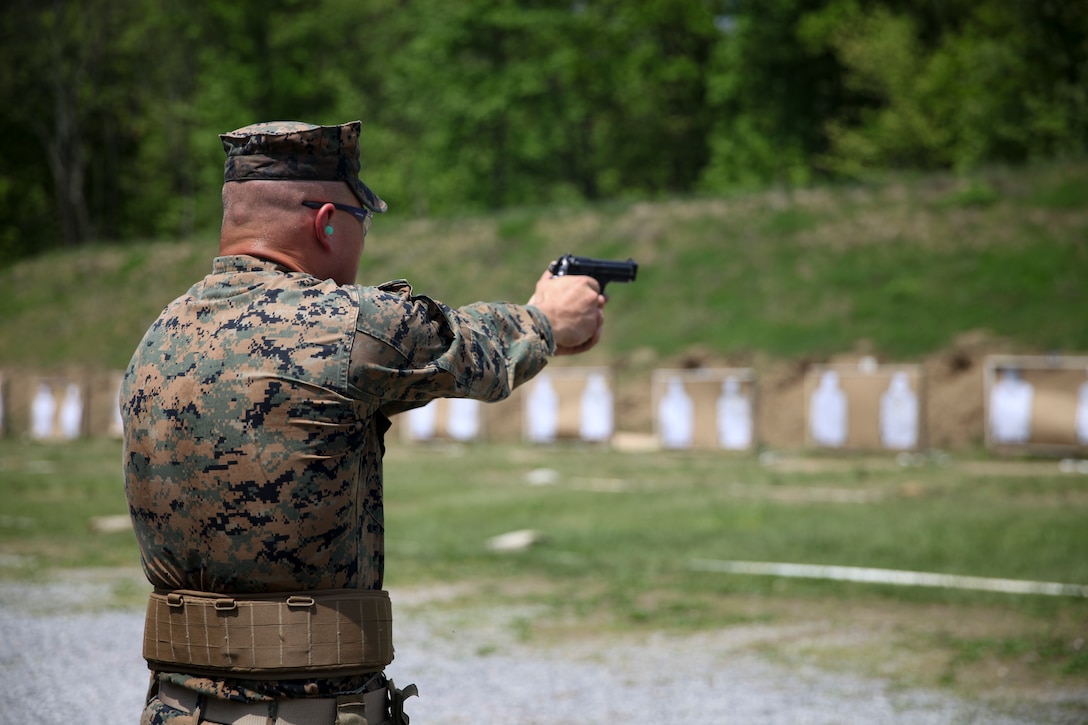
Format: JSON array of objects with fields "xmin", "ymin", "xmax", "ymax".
[{"xmin": 349, "ymin": 281, "xmax": 554, "ymax": 412}]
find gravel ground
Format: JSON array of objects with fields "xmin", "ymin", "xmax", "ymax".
[{"xmin": 0, "ymin": 574, "xmax": 1080, "ymax": 725}]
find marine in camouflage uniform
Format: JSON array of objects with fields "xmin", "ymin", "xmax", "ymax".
[{"xmin": 123, "ymin": 121, "xmax": 605, "ymax": 724}]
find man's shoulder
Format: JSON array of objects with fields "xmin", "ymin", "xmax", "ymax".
[
  {"xmin": 359, "ymin": 279, "xmax": 413, "ymax": 299},
  {"xmin": 353, "ymin": 279, "xmax": 429, "ymax": 317}
]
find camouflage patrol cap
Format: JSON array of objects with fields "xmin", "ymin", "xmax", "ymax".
[{"xmin": 220, "ymin": 121, "xmax": 387, "ymax": 213}]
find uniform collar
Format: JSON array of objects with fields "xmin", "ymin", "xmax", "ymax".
[{"xmin": 212, "ymin": 255, "xmax": 296, "ymax": 275}]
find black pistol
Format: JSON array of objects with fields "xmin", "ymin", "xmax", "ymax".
[{"xmin": 548, "ymin": 254, "xmax": 638, "ymax": 292}]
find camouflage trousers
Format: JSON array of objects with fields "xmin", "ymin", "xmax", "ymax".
[{"xmin": 141, "ymin": 680, "xmax": 417, "ymax": 725}]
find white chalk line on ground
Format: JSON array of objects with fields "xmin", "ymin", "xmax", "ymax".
[{"xmin": 689, "ymin": 559, "xmax": 1088, "ymax": 597}]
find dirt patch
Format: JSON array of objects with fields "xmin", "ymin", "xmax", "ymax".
[{"xmin": 392, "ymin": 579, "xmax": 1088, "ymax": 718}]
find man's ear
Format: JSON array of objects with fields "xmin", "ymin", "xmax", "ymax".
[{"xmin": 314, "ymin": 203, "xmax": 336, "ymax": 252}]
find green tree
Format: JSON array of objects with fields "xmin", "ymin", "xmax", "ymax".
[
  {"xmin": 3, "ymin": 0, "xmax": 1085, "ymax": 263},
  {"xmin": 374, "ymin": 0, "xmax": 728, "ymax": 214},
  {"xmin": 801, "ymin": 0, "xmax": 1088, "ymax": 175},
  {"xmin": 1, "ymin": 0, "xmax": 141, "ymax": 256},
  {"xmin": 700, "ymin": 0, "xmax": 851, "ymax": 190}
]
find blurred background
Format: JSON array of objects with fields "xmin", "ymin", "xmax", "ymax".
[
  {"xmin": 2, "ymin": 4, "xmax": 1087, "ymax": 718},
  {"xmin": 2, "ymin": 0, "xmax": 1087, "ymax": 451},
  {"xmin": 1, "ymin": 0, "xmax": 1085, "ymax": 258}
]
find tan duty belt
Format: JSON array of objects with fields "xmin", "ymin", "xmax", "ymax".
[{"xmin": 143, "ymin": 588, "xmax": 394, "ymax": 679}]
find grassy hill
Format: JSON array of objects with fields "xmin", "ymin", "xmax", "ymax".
[{"xmin": 1, "ymin": 160, "xmax": 1085, "ymax": 373}]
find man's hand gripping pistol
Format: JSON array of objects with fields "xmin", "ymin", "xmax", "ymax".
[{"xmin": 548, "ymin": 254, "xmax": 638, "ymax": 293}]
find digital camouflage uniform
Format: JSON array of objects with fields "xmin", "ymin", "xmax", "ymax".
[{"xmin": 123, "ymin": 122, "xmax": 555, "ymax": 723}]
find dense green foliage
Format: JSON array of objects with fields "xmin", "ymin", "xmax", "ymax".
[{"xmin": 2, "ymin": 0, "xmax": 1085, "ymax": 263}]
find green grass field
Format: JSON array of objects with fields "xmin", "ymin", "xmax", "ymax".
[{"xmin": 1, "ymin": 437, "xmax": 1085, "ymax": 708}]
